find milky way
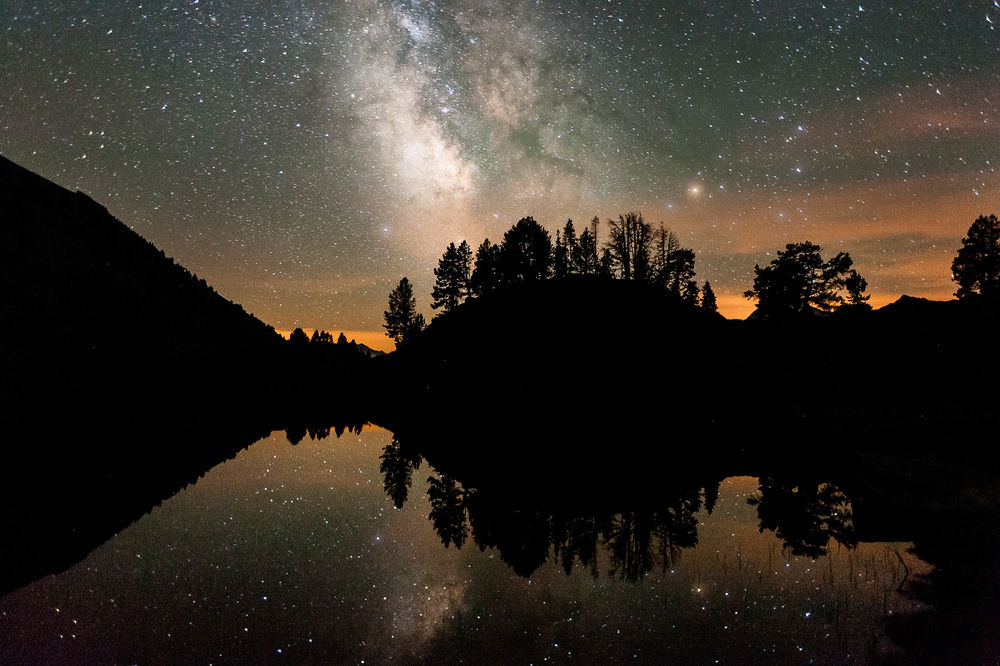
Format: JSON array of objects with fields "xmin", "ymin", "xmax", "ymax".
[{"xmin": 3, "ymin": 2, "xmax": 998, "ymax": 335}]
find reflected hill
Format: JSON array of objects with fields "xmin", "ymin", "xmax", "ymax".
[
  {"xmin": 378, "ymin": 426, "xmax": 865, "ymax": 582},
  {"xmin": 0, "ymin": 414, "xmax": 370, "ymax": 597}
]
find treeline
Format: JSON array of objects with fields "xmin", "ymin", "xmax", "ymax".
[
  {"xmin": 385, "ymin": 212, "xmax": 719, "ymax": 345},
  {"xmin": 382, "ymin": 211, "xmax": 1000, "ymax": 348},
  {"xmin": 285, "ymin": 327, "xmax": 380, "ymax": 359}
]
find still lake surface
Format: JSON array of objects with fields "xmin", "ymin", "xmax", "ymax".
[{"xmin": 1, "ymin": 427, "xmax": 930, "ymax": 664}]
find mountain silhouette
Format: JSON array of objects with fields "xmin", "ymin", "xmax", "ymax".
[{"xmin": 0, "ymin": 154, "xmax": 287, "ymax": 413}]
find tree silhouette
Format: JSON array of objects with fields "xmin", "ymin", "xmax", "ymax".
[
  {"xmin": 608, "ymin": 212, "xmax": 653, "ymax": 282},
  {"xmin": 431, "ymin": 241, "xmax": 472, "ymax": 312},
  {"xmin": 380, "ymin": 437, "xmax": 422, "ymax": 509},
  {"xmin": 470, "ymin": 238, "xmax": 501, "ymax": 297},
  {"xmin": 653, "ymin": 223, "xmax": 679, "ymax": 288},
  {"xmin": 952, "ymin": 214, "xmax": 1000, "ymax": 301},
  {"xmin": 310, "ymin": 329, "xmax": 333, "ymax": 344},
  {"xmin": 289, "ymin": 327, "xmax": 309, "ymax": 344},
  {"xmin": 408, "ymin": 313, "xmax": 426, "ymax": 342},
  {"xmin": 749, "ymin": 479, "xmax": 856, "ymax": 558},
  {"xmin": 562, "ymin": 219, "xmax": 579, "ymax": 273},
  {"xmin": 499, "ymin": 216, "xmax": 552, "ymax": 283},
  {"xmin": 744, "ymin": 241, "xmax": 856, "ymax": 314},
  {"xmin": 700, "ymin": 281, "xmax": 718, "ymax": 313},
  {"xmin": 844, "ymin": 269, "xmax": 870, "ymax": 308},
  {"xmin": 427, "ymin": 473, "xmax": 468, "ymax": 548},
  {"xmin": 553, "ymin": 229, "xmax": 569, "ymax": 278},
  {"xmin": 383, "ymin": 277, "xmax": 423, "ymax": 346},
  {"xmin": 337, "ymin": 331, "xmax": 348, "ymax": 345},
  {"xmin": 665, "ymin": 248, "xmax": 698, "ymax": 303},
  {"xmin": 599, "ymin": 246, "xmax": 615, "ymax": 278},
  {"xmin": 573, "ymin": 217, "xmax": 601, "ymax": 275}
]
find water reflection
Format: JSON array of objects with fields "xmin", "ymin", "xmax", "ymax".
[
  {"xmin": 3, "ymin": 420, "xmax": 998, "ymax": 663},
  {"xmin": 381, "ymin": 438, "xmax": 865, "ymax": 583},
  {"xmin": 749, "ymin": 478, "xmax": 857, "ymax": 558}
]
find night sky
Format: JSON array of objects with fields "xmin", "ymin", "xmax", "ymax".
[{"xmin": 3, "ymin": 2, "xmax": 998, "ymax": 343}]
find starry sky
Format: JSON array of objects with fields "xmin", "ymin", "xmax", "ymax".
[{"xmin": 3, "ymin": 1, "xmax": 998, "ymax": 344}]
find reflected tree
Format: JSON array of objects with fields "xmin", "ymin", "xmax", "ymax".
[
  {"xmin": 552, "ymin": 515, "xmax": 601, "ymax": 578},
  {"xmin": 379, "ymin": 436, "xmax": 423, "ymax": 509},
  {"xmin": 467, "ymin": 501, "xmax": 553, "ymax": 578},
  {"xmin": 749, "ymin": 478, "xmax": 857, "ymax": 557},
  {"xmin": 605, "ymin": 511, "xmax": 657, "ymax": 581},
  {"xmin": 427, "ymin": 473, "xmax": 469, "ymax": 548}
]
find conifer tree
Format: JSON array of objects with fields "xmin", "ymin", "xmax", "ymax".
[
  {"xmin": 562, "ymin": 219, "xmax": 579, "ymax": 273},
  {"xmin": 653, "ymin": 224, "xmax": 679, "ymax": 288},
  {"xmin": 553, "ymin": 229, "xmax": 569, "ymax": 278},
  {"xmin": 700, "ymin": 281, "xmax": 718, "ymax": 313},
  {"xmin": 665, "ymin": 248, "xmax": 698, "ymax": 300},
  {"xmin": 470, "ymin": 238, "xmax": 501, "ymax": 296},
  {"xmin": 431, "ymin": 241, "xmax": 472, "ymax": 312},
  {"xmin": 744, "ymin": 242, "xmax": 855, "ymax": 314},
  {"xmin": 844, "ymin": 270, "xmax": 870, "ymax": 307},
  {"xmin": 576, "ymin": 227, "xmax": 598, "ymax": 275},
  {"xmin": 499, "ymin": 216, "xmax": 552, "ymax": 283},
  {"xmin": 952, "ymin": 214, "xmax": 1000, "ymax": 301},
  {"xmin": 384, "ymin": 277, "xmax": 422, "ymax": 345}
]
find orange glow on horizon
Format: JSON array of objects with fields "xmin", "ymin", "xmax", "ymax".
[{"xmin": 276, "ymin": 329, "xmax": 395, "ymax": 353}]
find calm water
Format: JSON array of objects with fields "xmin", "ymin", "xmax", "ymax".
[{"xmin": 1, "ymin": 427, "xmax": 930, "ymax": 664}]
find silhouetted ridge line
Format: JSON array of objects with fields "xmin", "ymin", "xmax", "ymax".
[{"xmin": 1, "ymin": 154, "xmax": 375, "ymax": 438}]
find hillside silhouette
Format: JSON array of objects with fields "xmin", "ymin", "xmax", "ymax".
[
  {"xmin": 0, "ymin": 155, "xmax": 373, "ymax": 424},
  {"xmin": 374, "ymin": 275, "xmax": 999, "ymax": 477}
]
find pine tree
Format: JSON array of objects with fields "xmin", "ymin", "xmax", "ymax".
[
  {"xmin": 844, "ymin": 270, "xmax": 870, "ymax": 307},
  {"xmin": 744, "ymin": 242, "xmax": 855, "ymax": 314},
  {"xmin": 576, "ymin": 227, "xmax": 598, "ymax": 275},
  {"xmin": 562, "ymin": 219, "xmax": 579, "ymax": 273},
  {"xmin": 952, "ymin": 214, "xmax": 1000, "ymax": 301},
  {"xmin": 653, "ymin": 224, "xmax": 679, "ymax": 288},
  {"xmin": 470, "ymin": 238, "xmax": 501, "ymax": 296},
  {"xmin": 553, "ymin": 229, "xmax": 569, "ymax": 278},
  {"xmin": 498, "ymin": 216, "xmax": 552, "ymax": 283},
  {"xmin": 384, "ymin": 277, "xmax": 421, "ymax": 345},
  {"xmin": 431, "ymin": 241, "xmax": 472, "ymax": 312},
  {"xmin": 700, "ymin": 281, "xmax": 718, "ymax": 313},
  {"xmin": 665, "ymin": 248, "xmax": 697, "ymax": 299},
  {"xmin": 457, "ymin": 240, "xmax": 472, "ymax": 294}
]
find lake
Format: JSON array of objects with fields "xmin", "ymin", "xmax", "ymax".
[{"xmin": 0, "ymin": 426, "xmax": 945, "ymax": 664}]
